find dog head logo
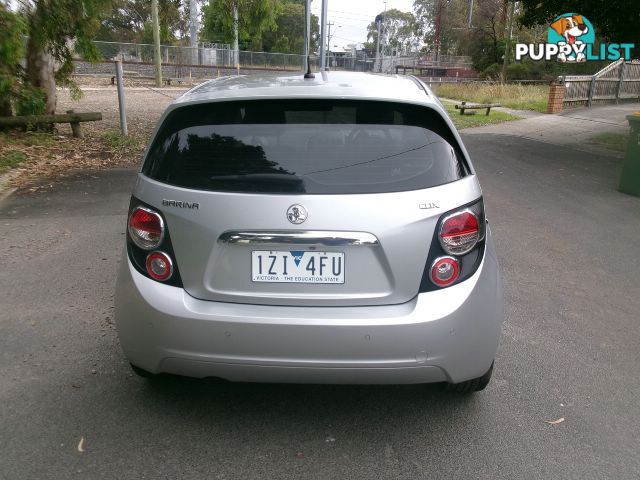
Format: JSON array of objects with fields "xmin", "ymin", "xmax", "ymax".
[
  {"xmin": 516, "ymin": 13, "xmax": 633, "ymax": 63},
  {"xmin": 547, "ymin": 13, "xmax": 595, "ymax": 62}
]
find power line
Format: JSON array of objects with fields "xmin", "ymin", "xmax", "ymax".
[{"xmin": 331, "ymin": 34, "xmax": 366, "ymax": 44}]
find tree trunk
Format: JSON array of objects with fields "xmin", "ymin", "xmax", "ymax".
[{"xmin": 25, "ymin": 25, "xmax": 57, "ymax": 115}]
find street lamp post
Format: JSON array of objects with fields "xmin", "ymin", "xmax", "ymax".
[{"xmin": 319, "ymin": 0, "xmax": 328, "ymax": 70}]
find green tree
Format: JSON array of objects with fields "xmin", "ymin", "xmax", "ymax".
[
  {"xmin": 22, "ymin": 0, "xmax": 112, "ymax": 115},
  {"xmin": 0, "ymin": 5, "xmax": 27, "ymax": 116},
  {"xmin": 470, "ymin": 9, "xmax": 505, "ymax": 72},
  {"xmin": 367, "ymin": 9, "xmax": 418, "ymax": 55},
  {"xmin": 201, "ymin": 0, "xmax": 278, "ymax": 51},
  {"xmin": 97, "ymin": 0, "xmax": 187, "ymax": 44},
  {"xmin": 262, "ymin": 1, "xmax": 319, "ymax": 53},
  {"xmin": 262, "ymin": 0, "xmax": 320, "ymax": 54},
  {"xmin": 413, "ymin": 0, "xmax": 474, "ymax": 55}
]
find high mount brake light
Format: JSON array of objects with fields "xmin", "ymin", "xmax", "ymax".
[
  {"xmin": 128, "ymin": 207, "xmax": 164, "ymax": 250},
  {"xmin": 439, "ymin": 209, "xmax": 480, "ymax": 255},
  {"xmin": 145, "ymin": 251, "xmax": 173, "ymax": 281}
]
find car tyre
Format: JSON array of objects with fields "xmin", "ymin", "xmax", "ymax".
[
  {"xmin": 130, "ymin": 363, "xmax": 156, "ymax": 378},
  {"xmin": 445, "ymin": 362, "xmax": 493, "ymax": 393}
]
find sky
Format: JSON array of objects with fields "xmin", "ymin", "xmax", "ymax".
[{"xmin": 310, "ymin": 0, "xmax": 416, "ymax": 50}]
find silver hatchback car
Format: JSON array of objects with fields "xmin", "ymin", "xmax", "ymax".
[{"xmin": 115, "ymin": 72, "xmax": 503, "ymax": 392}]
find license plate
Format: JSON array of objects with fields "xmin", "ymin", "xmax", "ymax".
[{"xmin": 251, "ymin": 250, "xmax": 344, "ymax": 283}]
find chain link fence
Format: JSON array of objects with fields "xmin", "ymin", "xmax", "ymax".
[
  {"xmin": 90, "ymin": 41, "xmax": 306, "ymax": 71},
  {"xmin": 82, "ymin": 41, "xmax": 416, "ymax": 77}
]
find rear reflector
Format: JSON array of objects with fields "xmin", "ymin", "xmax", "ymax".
[
  {"xmin": 128, "ymin": 207, "xmax": 164, "ymax": 250},
  {"xmin": 430, "ymin": 256, "xmax": 460, "ymax": 287},
  {"xmin": 146, "ymin": 251, "xmax": 173, "ymax": 281},
  {"xmin": 439, "ymin": 209, "xmax": 480, "ymax": 255}
]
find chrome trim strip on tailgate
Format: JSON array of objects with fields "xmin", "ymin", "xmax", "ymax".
[{"xmin": 218, "ymin": 230, "xmax": 380, "ymax": 247}]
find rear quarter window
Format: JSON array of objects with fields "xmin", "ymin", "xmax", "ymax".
[{"xmin": 142, "ymin": 99, "xmax": 467, "ymax": 194}]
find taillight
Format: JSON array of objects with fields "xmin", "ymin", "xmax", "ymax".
[
  {"xmin": 128, "ymin": 207, "xmax": 164, "ymax": 250},
  {"xmin": 145, "ymin": 251, "xmax": 173, "ymax": 281},
  {"xmin": 419, "ymin": 199, "xmax": 486, "ymax": 292},
  {"xmin": 126, "ymin": 198, "xmax": 183, "ymax": 287},
  {"xmin": 430, "ymin": 256, "xmax": 460, "ymax": 287},
  {"xmin": 439, "ymin": 209, "xmax": 480, "ymax": 255}
]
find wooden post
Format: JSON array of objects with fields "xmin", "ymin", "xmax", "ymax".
[
  {"xmin": 66, "ymin": 109, "xmax": 82, "ymax": 138},
  {"xmin": 0, "ymin": 112, "xmax": 102, "ymax": 128}
]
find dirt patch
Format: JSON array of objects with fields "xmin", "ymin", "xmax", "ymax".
[{"xmin": 1, "ymin": 86, "xmax": 188, "ymax": 192}]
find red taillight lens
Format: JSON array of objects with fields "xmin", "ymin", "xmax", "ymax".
[
  {"xmin": 439, "ymin": 209, "xmax": 480, "ymax": 255},
  {"xmin": 145, "ymin": 251, "xmax": 173, "ymax": 281},
  {"xmin": 430, "ymin": 256, "xmax": 460, "ymax": 287},
  {"xmin": 128, "ymin": 207, "xmax": 164, "ymax": 250}
]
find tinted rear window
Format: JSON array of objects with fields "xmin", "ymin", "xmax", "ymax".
[{"xmin": 143, "ymin": 100, "xmax": 466, "ymax": 194}]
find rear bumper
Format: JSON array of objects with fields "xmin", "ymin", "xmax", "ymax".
[{"xmin": 115, "ymin": 238, "xmax": 503, "ymax": 384}]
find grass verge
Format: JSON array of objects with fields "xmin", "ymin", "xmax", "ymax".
[
  {"xmin": 435, "ymin": 83, "xmax": 549, "ymax": 113},
  {"xmin": 586, "ymin": 132, "xmax": 628, "ymax": 154},
  {"xmin": 102, "ymin": 130, "xmax": 147, "ymax": 151},
  {"xmin": 0, "ymin": 150, "xmax": 28, "ymax": 174},
  {"xmin": 443, "ymin": 103, "xmax": 520, "ymax": 129}
]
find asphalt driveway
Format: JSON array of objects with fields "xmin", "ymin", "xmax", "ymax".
[{"xmin": 1, "ymin": 134, "xmax": 639, "ymax": 479}]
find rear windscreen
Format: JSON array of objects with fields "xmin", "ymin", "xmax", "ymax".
[{"xmin": 142, "ymin": 100, "xmax": 466, "ymax": 194}]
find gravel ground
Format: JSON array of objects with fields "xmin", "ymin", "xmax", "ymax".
[{"xmin": 57, "ymin": 86, "xmax": 189, "ymax": 138}]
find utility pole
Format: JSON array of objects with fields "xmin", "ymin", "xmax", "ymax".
[
  {"xmin": 433, "ymin": 0, "xmax": 445, "ymax": 63},
  {"xmin": 189, "ymin": 0, "xmax": 198, "ymax": 65},
  {"xmin": 151, "ymin": 0, "xmax": 162, "ymax": 87},
  {"xmin": 319, "ymin": 0, "xmax": 328, "ymax": 70},
  {"xmin": 326, "ymin": 21, "xmax": 334, "ymax": 69},
  {"xmin": 233, "ymin": 3, "xmax": 239, "ymax": 72},
  {"xmin": 467, "ymin": 0, "xmax": 474, "ymax": 29},
  {"xmin": 375, "ymin": 14, "xmax": 382, "ymax": 73},
  {"xmin": 501, "ymin": 0, "xmax": 516, "ymax": 83}
]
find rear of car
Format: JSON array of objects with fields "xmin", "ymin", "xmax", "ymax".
[{"xmin": 115, "ymin": 73, "xmax": 502, "ymax": 390}]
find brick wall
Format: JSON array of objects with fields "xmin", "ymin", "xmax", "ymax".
[{"xmin": 546, "ymin": 83, "xmax": 565, "ymax": 114}]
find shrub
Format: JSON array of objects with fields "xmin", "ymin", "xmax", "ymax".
[
  {"xmin": 506, "ymin": 63, "xmax": 530, "ymax": 80},
  {"xmin": 481, "ymin": 63, "xmax": 502, "ymax": 81},
  {"xmin": 15, "ymin": 86, "xmax": 46, "ymax": 116}
]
